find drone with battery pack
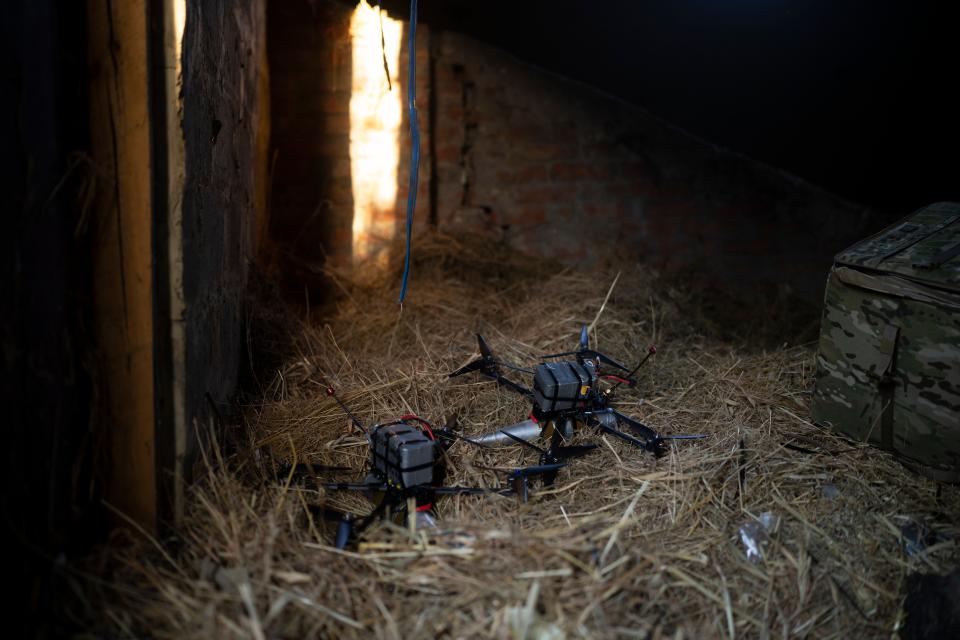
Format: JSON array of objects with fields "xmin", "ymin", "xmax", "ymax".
[
  {"xmin": 449, "ymin": 326, "xmax": 704, "ymax": 469},
  {"xmin": 276, "ymin": 386, "xmax": 566, "ymax": 549}
]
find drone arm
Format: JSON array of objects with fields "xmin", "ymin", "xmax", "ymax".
[
  {"xmin": 320, "ymin": 481, "xmax": 388, "ymax": 492},
  {"xmin": 430, "ymin": 485, "xmax": 511, "ymax": 496},
  {"xmin": 608, "ymin": 409, "xmax": 661, "ymax": 440},
  {"xmin": 594, "ymin": 420, "xmax": 653, "ymax": 450},
  {"xmin": 488, "ymin": 373, "xmax": 533, "ymax": 397}
]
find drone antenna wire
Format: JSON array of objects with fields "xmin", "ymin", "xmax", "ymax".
[
  {"xmin": 398, "ymin": 0, "xmax": 420, "ymax": 304},
  {"xmin": 325, "ymin": 385, "xmax": 367, "ymax": 435},
  {"xmin": 610, "ymin": 344, "xmax": 657, "ymax": 393}
]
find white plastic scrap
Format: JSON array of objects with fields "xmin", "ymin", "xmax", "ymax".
[
  {"xmin": 821, "ymin": 483, "xmax": 840, "ymax": 500},
  {"xmin": 738, "ymin": 511, "xmax": 779, "ymax": 563}
]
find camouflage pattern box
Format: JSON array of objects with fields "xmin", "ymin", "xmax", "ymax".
[{"xmin": 812, "ymin": 202, "xmax": 960, "ymax": 480}]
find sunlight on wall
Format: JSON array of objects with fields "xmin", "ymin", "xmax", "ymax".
[
  {"xmin": 173, "ymin": 0, "xmax": 186, "ymax": 64},
  {"xmin": 350, "ymin": 0, "xmax": 402, "ymax": 263}
]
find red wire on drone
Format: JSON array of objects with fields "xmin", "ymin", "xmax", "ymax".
[
  {"xmin": 399, "ymin": 414, "xmax": 435, "ymax": 440},
  {"xmin": 601, "ymin": 374, "xmax": 634, "ymax": 385}
]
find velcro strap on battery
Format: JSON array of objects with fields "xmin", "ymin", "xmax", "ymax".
[
  {"xmin": 544, "ymin": 365, "xmax": 560, "ymax": 404},
  {"xmin": 877, "ymin": 324, "xmax": 900, "ymax": 452},
  {"xmin": 372, "ymin": 450, "xmax": 433, "ymax": 473},
  {"xmin": 914, "ymin": 240, "xmax": 960, "ymax": 270}
]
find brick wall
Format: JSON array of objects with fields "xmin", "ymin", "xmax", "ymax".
[
  {"xmin": 430, "ymin": 32, "xmax": 880, "ymax": 301},
  {"xmin": 267, "ymin": 2, "xmax": 882, "ymax": 302},
  {"xmin": 267, "ymin": 0, "xmax": 432, "ymax": 294},
  {"xmin": 268, "ymin": 0, "xmax": 354, "ymax": 279}
]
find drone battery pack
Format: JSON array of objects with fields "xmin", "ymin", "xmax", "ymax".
[
  {"xmin": 371, "ymin": 422, "xmax": 436, "ymax": 489},
  {"xmin": 533, "ymin": 361, "xmax": 596, "ymax": 414}
]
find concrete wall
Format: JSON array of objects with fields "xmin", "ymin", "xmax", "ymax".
[{"xmin": 267, "ymin": 1, "xmax": 882, "ymax": 302}]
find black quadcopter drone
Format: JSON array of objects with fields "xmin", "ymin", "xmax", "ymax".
[
  {"xmin": 276, "ymin": 385, "xmax": 565, "ymax": 549},
  {"xmin": 449, "ymin": 326, "xmax": 703, "ymax": 473}
]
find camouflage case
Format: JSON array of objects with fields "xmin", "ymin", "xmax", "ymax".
[{"xmin": 812, "ymin": 202, "xmax": 960, "ymax": 481}]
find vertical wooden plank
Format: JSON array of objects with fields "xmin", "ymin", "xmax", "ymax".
[{"xmin": 87, "ymin": 0, "xmax": 156, "ymax": 531}]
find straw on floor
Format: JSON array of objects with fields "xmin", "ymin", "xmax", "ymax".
[{"xmin": 71, "ymin": 232, "xmax": 959, "ymax": 639}]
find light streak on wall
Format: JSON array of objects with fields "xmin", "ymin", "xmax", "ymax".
[{"xmin": 350, "ymin": 0, "xmax": 402, "ymax": 262}]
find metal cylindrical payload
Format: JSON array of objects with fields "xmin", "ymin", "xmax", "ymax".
[{"xmin": 471, "ymin": 419, "xmax": 541, "ymax": 445}]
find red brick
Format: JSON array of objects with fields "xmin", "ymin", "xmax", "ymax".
[
  {"xmin": 313, "ymin": 134, "xmax": 349, "ymax": 156},
  {"xmin": 435, "ymin": 144, "xmax": 461, "ymax": 163},
  {"xmin": 584, "ymin": 200, "xmax": 628, "ymax": 217},
  {"xmin": 318, "ymin": 91, "xmax": 351, "ymax": 115},
  {"xmin": 444, "ymin": 105, "xmax": 465, "ymax": 121},
  {"xmin": 549, "ymin": 162, "xmax": 614, "ymax": 182},
  {"xmin": 513, "ymin": 184, "xmax": 576, "ymax": 205},
  {"xmin": 495, "ymin": 164, "xmax": 548, "ymax": 185},
  {"xmin": 501, "ymin": 204, "xmax": 549, "ymax": 226},
  {"xmin": 322, "ymin": 114, "xmax": 351, "ymax": 135},
  {"xmin": 578, "ymin": 181, "xmax": 649, "ymax": 201},
  {"xmin": 512, "ymin": 143, "xmax": 567, "ymax": 162}
]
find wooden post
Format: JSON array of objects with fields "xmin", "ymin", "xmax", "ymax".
[{"xmin": 87, "ymin": 0, "xmax": 156, "ymax": 530}]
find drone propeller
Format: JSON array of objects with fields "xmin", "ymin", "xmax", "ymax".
[
  {"xmin": 449, "ymin": 334, "xmax": 498, "ymax": 377},
  {"xmin": 449, "ymin": 334, "xmax": 533, "ymax": 397},
  {"xmin": 542, "ymin": 326, "xmax": 632, "ymax": 373},
  {"xmin": 541, "ymin": 348, "xmax": 632, "ymax": 372}
]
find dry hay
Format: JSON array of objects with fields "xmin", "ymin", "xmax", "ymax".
[{"xmin": 72, "ymin": 232, "xmax": 960, "ymax": 638}]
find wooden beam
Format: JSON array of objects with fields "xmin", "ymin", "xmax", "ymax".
[{"xmin": 87, "ymin": 0, "xmax": 156, "ymax": 531}]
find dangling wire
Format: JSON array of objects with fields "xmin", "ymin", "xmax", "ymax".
[
  {"xmin": 376, "ymin": 1, "xmax": 392, "ymax": 91},
  {"xmin": 398, "ymin": 0, "xmax": 420, "ymax": 304}
]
